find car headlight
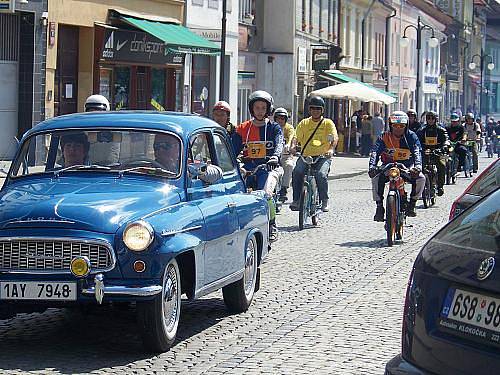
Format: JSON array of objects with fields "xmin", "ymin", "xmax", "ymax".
[{"xmin": 123, "ymin": 221, "xmax": 154, "ymax": 251}]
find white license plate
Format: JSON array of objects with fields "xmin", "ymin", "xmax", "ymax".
[
  {"xmin": 442, "ymin": 288, "xmax": 500, "ymax": 334},
  {"xmin": 0, "ymin": 281, "xmax": 77, "ymax": 301}
]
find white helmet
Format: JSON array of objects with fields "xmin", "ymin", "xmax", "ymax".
[{"xmin": 85, "ymin": 94, "xmax": 110, "ymax": 112}]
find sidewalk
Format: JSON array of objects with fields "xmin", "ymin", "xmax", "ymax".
[{"xmin": 330, "ymin": 154, "xmax": 369, "ymax": 180}]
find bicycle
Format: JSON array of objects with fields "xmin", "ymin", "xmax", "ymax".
[
  {"xmin": 446, "ymin": 143, "xmax": 458, "ymax": 185},
  {"xmin": 296, "ymin": 153, "xmax": 323, "ymax": 230},
  {"xmin": 374, "ymin": 163, "xmax": 409, "ymax": 246},
  {"xmin": 421, "ymin": 149, "xmax": 443, "ymax": 208},
  {"xmin": 464, "ymin": 140, "xmax": 476, "ymax": 177}
]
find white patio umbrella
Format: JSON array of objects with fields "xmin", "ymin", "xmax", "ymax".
[{"xmin": 310, "ymin": 82, "xmax": 396, "ymax": 105}]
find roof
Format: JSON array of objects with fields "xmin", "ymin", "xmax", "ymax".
[{"xmin": 24, "ymin": 111, "xmax": 218, "ymax": 140}]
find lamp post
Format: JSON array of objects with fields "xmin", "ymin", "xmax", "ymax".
[
  {"xmin": 469, "ymin": 49, "xmax": 495, "ymax": 120},
  {"xmin": 219, "ymin": 0, "xmax": 228, "ymax": 101},
  {"xmin": 400, "ymin": 16, "xmax": 439, "ymax": 115}
]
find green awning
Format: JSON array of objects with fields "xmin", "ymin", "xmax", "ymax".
[
  {"xmin": 321, "ymin": 71, "xmax": 397, "ymax": 99},
  {"xmin": 122, "ymin": 16, "xmax": 220, "ymax": 55}
]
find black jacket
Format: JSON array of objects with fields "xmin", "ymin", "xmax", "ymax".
[
  {"xmin": 446, "ymin": 125, "xmax": 465, "ymax": 143},
  {"xmin": 417, "ymin": 125, "xmax": 449, "ymax": 150}
]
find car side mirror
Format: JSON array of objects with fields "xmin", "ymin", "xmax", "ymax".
[{"xmin": 188, "ymin": 162, "xmax": 208, "ymax": 179}]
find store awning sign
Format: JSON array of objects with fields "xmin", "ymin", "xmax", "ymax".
[
  {"xmin": 0, "ymin": 0, "xmax": 14, "ymax": 12},
  {"xmin": 101, "ymin": 28, "xmax": 184, "ymax": 65}
]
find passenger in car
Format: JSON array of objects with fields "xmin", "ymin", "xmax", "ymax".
[{"xmin": 60, "ymin": 133, "xmax": 90, "ymax": 167}]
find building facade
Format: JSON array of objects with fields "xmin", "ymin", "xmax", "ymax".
[
  {"xmin": 185, "ymin": 0, "xmax": 239, "ymax": 122},
  {"xmin": 0, "ymin": 0, "xmax": 47, "ymax": 155}
]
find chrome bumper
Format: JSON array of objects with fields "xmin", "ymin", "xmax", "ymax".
[{"xmin": 81, "ymin": 273, "xmax": 162, "ymax": 304}]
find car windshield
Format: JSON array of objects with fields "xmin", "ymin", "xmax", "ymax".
[
  {"xmin": 433, "ymin": 189, "xmax": 500, "ymax": 253},
  {"xmin": 9, "ymin": 129, "xmax": 182, "ymax": 179}
]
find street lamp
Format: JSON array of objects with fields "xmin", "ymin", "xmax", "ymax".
[
  {"xmin": 469, "ymin": 49, "xmax": 495, "ymax": 119},
  {"xmin": 400, "ymin": 16, "xmax": 439, "ymax": 115}
]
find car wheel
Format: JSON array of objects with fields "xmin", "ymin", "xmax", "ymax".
[
  {"xmin": 223, "ymin": 235, "xmax": 258, "ymax": 313},
  {"xmin": 137, "ymin": 258, "xmax": 181, "ymax": 352}
]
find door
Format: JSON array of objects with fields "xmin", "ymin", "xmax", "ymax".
[
  {"xmin": 187, "ymin": 131, "xmax": 237, "ymax": 285},
  {"xmin": 0, "ymin": 14, "xmax": 19, "ymax": 157},
  {"xmin": 55, "ymin": 25, "xmax": 79, "ymax": 116}
]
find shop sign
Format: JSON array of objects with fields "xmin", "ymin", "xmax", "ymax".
[
  {"xmin": 312, "ymin": 48, "xmax": 330, "ymax": 71},
  {"xmin": 0, "ymin": 0, "xmax": 14, "ymax": 12},
  {"xmin": 190, "ymin": 28, "xmax": 222, "ymax": 43},
  {"xmin": 423, "ymin": 75, "xmax": 439, "ymax": 93},
  {"xmin": 101, "ymin": 28, "xmax": 184, "ymax": 65},
  {"xmin": 297, "ymin": 47, "xmax": 307, "ymax": 73}
]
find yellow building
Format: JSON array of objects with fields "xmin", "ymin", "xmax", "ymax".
[{"xmin": 45, "ymin": 0, "xmax": 218, "ymax": 117}]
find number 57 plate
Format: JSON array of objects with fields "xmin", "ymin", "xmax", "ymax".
[{"xmin": 0, "ymin": 281, "xmax": 77, "ymax": 301}]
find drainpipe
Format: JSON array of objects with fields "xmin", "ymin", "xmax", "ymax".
[{"xmin": 385, "ymin": 2, "xmax": 397, "ymax": 119}]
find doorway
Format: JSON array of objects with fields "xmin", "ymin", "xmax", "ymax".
[{"xmin": 55, "ymin": 25, "xmax": 79, "ymax": 116}]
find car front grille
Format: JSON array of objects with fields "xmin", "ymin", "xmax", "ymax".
[{"xmin": 0, "ymin": 238, "xmax": 114, "ymax": 273}]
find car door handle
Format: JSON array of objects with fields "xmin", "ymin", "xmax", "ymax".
[{"xmin": 227, "ymin": 202, "xmax": 237, "ymax": 208}]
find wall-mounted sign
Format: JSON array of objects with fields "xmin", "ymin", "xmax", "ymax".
[
  {"xmin": 0, "ymin": 0, "xmax": 14, "ymax": 12},
  {"xmin": 190, "ymin": 28, "xmax": 222, "ymax": 42},
  {"xmin": 101, "ymin": 28, "xmax": 185, "ymax": 65},
  {"xmin": 312, "ymin": 48, "xmax": 330, "ymax": 71},
  {"xmin": 297, "ymin": 47, "xmax": 307, "ymax": 73},
  {"xmin": 49, "ymin": 22, "xmax": 56, "ymax": 46}
]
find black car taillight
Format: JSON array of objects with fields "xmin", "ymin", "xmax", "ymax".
[{"xmin": 402, "ymin": 267, "xmax": 415, "ymax": 354}]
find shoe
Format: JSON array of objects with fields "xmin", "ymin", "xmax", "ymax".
[
  {"xmin": 278, "ymin": 188, "xmax": 288, "ymax": 203},
  {"xmin": 289, "ymin": 201, "xmax": 300, "ymax": 211},
  {"xmin": 437, "ymin": 187, "xmax": 444, "ymax": 196},
  {"xmin": 269, "ymin": 223, "xmax": 278, "ymax": 242},
  {"xmin": 374, "ymin": 204, "xmax": 385, "ymax": 222},
  {"xmin": 321, "ymin": 199, "xmax": 329, "ymax": 212},
  {"xmin": 473, "ymin": 170, "xmax": 477, "ymax": 174},
  {"xmin": 407, "ymin": 199, "xmax": 417, "ymax": 217}
]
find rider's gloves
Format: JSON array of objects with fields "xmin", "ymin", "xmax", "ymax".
[
  {"xmin": 368, "ymin": 167, "xmax": 378, "ymax": 179},
  {"xmin": 267, "ymin": 156, "xmax": 279, "ymax": 169},
  {"xmin": 410, "ymin": 166, "xmax": 421, "ymax": 178}
]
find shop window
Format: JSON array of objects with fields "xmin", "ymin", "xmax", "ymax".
[
  {"xmin": 99, "ymin": 68, "xmax": 112, "ymax": 101},
  {"xmin": 113, "ymin": 67, "xmax": 130, "ymax": 110},
  {"xmin": 151, "ymin": 69, "xmax": 166, "ymax": 111},
  {"xmin": 192, "ymin": 55, "xmax": 211, "ymax": 117}
]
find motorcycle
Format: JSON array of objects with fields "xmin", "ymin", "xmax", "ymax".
[
  {"xmin": 485, "ymin": 136, "xmax": 494, "ymax": 158},
  {"xmin": 446, "ymin": 143, "xmax": 458, "ymax": 185},
  {"xmin": 374, "ymin": 163, "xmax": 410, "ymax": 246},
  {"xmin": 422, "ymin": 148, "xmax": 444, "ymax": 208},
  {"xmin": 295, "ymin": 153, "xmax": 323, "ymax": 230}
]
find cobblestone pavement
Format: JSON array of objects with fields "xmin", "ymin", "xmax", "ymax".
[{"xmin": 0, "ymin": 155, "xmax": 495, "ymax": 374}]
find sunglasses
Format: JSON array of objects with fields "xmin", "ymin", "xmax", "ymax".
[
  {"xmin": 153, "ymin": 142, "xmax": 172, "ymax": 151},
  {"xmin": 392, "ymin": 123, "xmax": 407, "ymax": 129},
  {"xmin": 309, "ymin": 106, "xmax": 323, "ymax": 110},
  {"xmin": 275, "ymin": 115, "xmax": 286, "ymax": 120}
]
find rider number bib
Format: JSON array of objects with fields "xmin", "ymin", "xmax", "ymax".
[
  {"xmin": 393, "ymin": 148, "xmax": 411, "ymax": 161},
  {"xmin": 245, "ymin": 142, "xmax": 267, "ymax": 159},
  {"xmin": 425, "ymin": 136, "xmax": 438, "ymax": 146}
]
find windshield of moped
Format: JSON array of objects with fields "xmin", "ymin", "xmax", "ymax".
[{"xmin": 9, "ymin": 129, "xmax": 182, "ymax": 179}]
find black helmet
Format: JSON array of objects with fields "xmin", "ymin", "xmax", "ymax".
[
  {"xmin": 406, "ymin": 109, "xmax": 417, "ymax": 117},
  {"xmin": 308, "ymin": 96, "xmax": 325, "ymax": 108},
  {"xmin": 465, "ymin": 112, "xmax": 475, "ymax": 121},
  {"xmin": 425, "ymin": 111, "xmax": 438, "ymax": 120},
  {"xmin": 273, "ymin": 107, "xmax": 289, "ymax": 121},
  {"xmin": 248, "ymin": 90, "xmax": 274, "ymax": 117}
]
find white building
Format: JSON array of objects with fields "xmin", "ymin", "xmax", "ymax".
[{"xmin": 185, "ymin": 0, "xmax": 239, "ymax": 124}]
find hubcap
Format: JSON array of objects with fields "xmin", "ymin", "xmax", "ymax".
[
  {"xmin": 244, "ymin": 240, "xmax": 256, "ymax": 297},
  {"xmin": 162, "ymin": 264, "xmax": 179, "ymax": 333}
]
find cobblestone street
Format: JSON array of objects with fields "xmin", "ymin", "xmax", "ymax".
[{"xmin": 0, "ymin": 155, "xmax": 494, "ymax": 375}]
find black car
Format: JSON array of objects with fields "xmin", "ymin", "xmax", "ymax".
[
  {"xmin": 450, "ymin": 158, "xmax": 499, "ymax": 220},
  {"xmin": 386, "ymin": 188, "xmax": 500, "ymax": 375}
]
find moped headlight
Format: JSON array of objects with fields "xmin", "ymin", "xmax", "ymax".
[
  {"xmin": 388, "ymin": 167, "xmax": 400, "ymax": 179},
  {"xmin": 123, "ymin": 221, "xmax": 154, "ymax": 251}
]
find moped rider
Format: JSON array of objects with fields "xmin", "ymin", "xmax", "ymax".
[{"xmin": 369, "ymin": 111, "xmax": 424, "ymax": 221}]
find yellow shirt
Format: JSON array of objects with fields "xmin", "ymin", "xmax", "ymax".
[
  {"xmin": 281, "ymin": 123, "xmax": 296, "ymax": 147},
  {"xmin": 296, "ymin": 117, "xmax": 338, "ymax": 156}
]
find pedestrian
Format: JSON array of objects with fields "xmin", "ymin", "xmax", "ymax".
[
  {"xmin": 361, "ymin": 114, "xmax": 373, "ymax": 156},
  {"xmin": 371, "ymin": 112, "xmax": 385, "ymax": 139}
]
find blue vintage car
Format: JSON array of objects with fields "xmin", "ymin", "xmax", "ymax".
[{"xmin": 0, "ymin": 111, "xmax": 270, "ymax": 352}]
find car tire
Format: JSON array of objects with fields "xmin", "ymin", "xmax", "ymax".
[
  {"xmin": 223, "ymin": 235, "xmax": 258, "ymax": 313},
  {"xmin": 137, "ymin": 258, "xmax": 181, "ymax": 353}
]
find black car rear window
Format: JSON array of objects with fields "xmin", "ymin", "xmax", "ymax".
[
  {"xmin": 467, "ymin": 160, "xmax": 500, "ymax": 197},
  {"xmin": 434, "ymin": 189, "xmax": 500, "ymax": 252}
]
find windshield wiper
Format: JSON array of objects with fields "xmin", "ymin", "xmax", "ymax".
[
  {"xmin": 118, "ymin": 166, "xmax": 177, "ymax": 178},
  {"xmin": 54, "ymin": 164, "xmax": 111, "ymax": 178}
]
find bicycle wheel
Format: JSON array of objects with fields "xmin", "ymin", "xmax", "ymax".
[
  {"xmin": 422, "ymin": 174, "xmax": 431, "ymax": 209},
  {"xmin": 310, "ymin": 177, "xmax": 319, "ymax": 226},
  {"xmin": 386, "ymin": 194, "xmax": 397, "ymax": 247},
  {"xmin": 298, "ymin": 185, "xmax": 308, "ymax": 230}
]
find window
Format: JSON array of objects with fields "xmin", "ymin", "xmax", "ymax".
[
  {"xmin": 432, "ymin": 189, "xmax": 500, "ymax": 253},
  {"xmin": 189, "ymin": 133, "xmax": 212, "ymax": 164},
  {"xmin": 467, "ymin": 163, "xmax": 500, "ymax": 197},
  {"xmin": 151, "ymin": 69, "xmax": 166, "ymax": 111},
  {"xmin": 239, "ymin": 0, "xmax": 254, "ymax": 23},
  {"xmin": 192, "ymin": 0, "xmax": 203, "ymax": 5},
  {"xmin": 113, "ymin": 67, "xmax": 130, "ymax": 110},
  {"xmin": 213, "ymin": 134, "xmax": 236, "ymax": 173},
  {"xmin": 208, "ymin": 0, "xmax": 218, "ymax": 9}
]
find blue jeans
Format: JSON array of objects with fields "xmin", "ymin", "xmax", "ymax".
[{"xmin": 292, "ymin": 156, "xmax": 332, "ymax": 202}]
